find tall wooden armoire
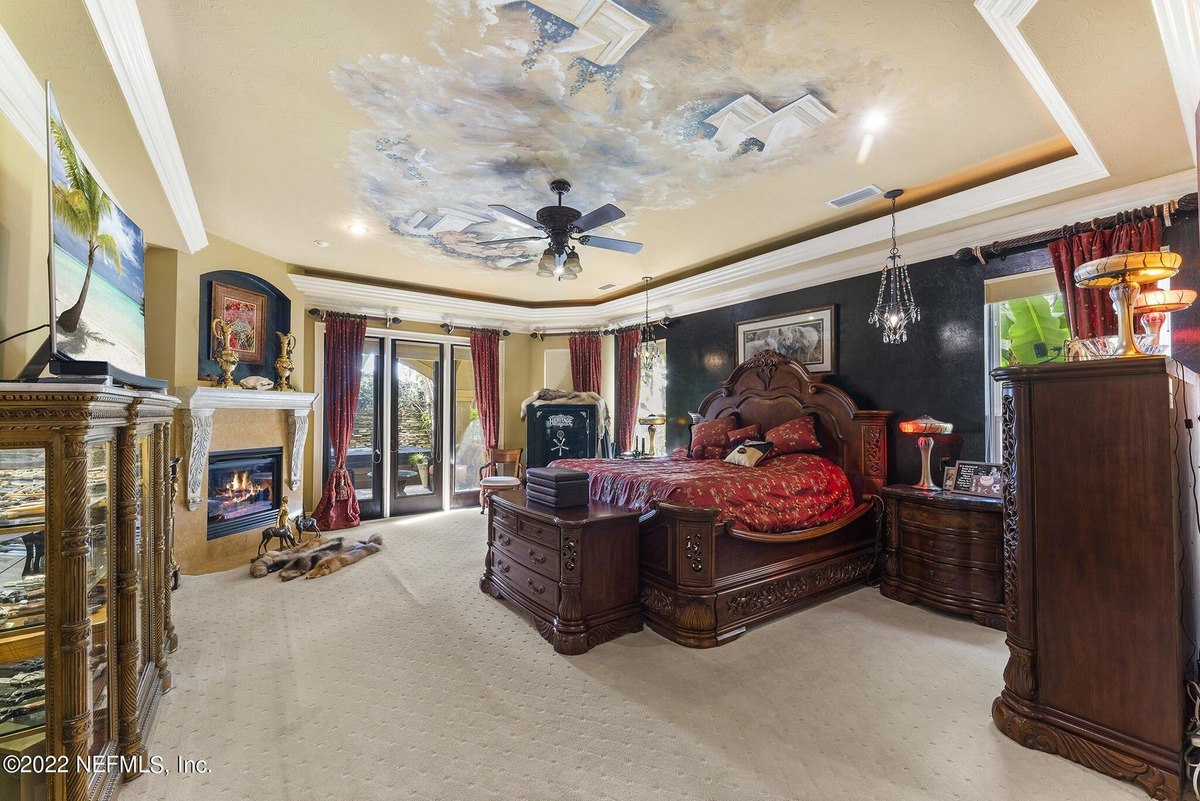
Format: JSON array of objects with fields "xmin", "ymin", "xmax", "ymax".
[{"xmin": 992, "ymin": 357, "xmax": 1200, "ymax": 801}]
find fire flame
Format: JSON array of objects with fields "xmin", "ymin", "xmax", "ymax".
[{"xmin": 217, "ymin": 470, "xmax": 269, "ymax": 508}]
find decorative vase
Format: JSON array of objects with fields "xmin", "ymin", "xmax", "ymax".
[
  {"xmin": 417, "ymin": 463, "xmax": 429, "ymax": 487},
  {"xmin": 273, "ymin": 331, "xmax": 297, "ymax": 391},
  {"xmin": 211, "ymin": 318, "xmax": 240, "ymax": 388}
]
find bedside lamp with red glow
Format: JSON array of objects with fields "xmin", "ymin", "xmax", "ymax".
[{"xmin": 898, "ymin": 416, "xmax": 954, "ymax": 491}]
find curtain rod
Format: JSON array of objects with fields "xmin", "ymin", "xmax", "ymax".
[
  {"xmin": 306, "ymin": 307, "xmax": 402, "ymax": 326},
  {"xmin": 953, "ymin": 192, "xmax": 1197, "ymax": 265}
]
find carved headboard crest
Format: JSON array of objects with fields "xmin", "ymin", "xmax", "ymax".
[{"xmin": 695, "ymin": 350, "xmax": 891, "ymax": 499}]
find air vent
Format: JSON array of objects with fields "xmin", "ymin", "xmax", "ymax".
[
  {"xmin": 597, "ymin": 283, "xmax": 617, "ymax": 291},
  {"xmin": 827, "ymin": 184, "xmax": 883, "ymax": 210}
]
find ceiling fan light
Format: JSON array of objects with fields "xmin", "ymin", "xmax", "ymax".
[
  {"xmin": 538, "ymin": 248, "xmax": 556, "ymax": 270},
  {"xmin": 558, "ymin": 272, "xmax": 578, "ymax": 281},
  {"xmin": 563, "ymin": 249, "xmax": 582, "ymax": 275}
]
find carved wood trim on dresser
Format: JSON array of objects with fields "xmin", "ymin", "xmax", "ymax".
[
  {"xmin": 480, "ymin": 491, "xmax": 642, "ymax": 655},
  {"xmin": 990, "ymin": 357, "xmax": 1200, "ymax": 801}
]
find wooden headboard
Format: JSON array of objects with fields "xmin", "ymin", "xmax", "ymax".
[{"xmin": 696, "ymin": 350, "xmax": 892, "ymax": 499}]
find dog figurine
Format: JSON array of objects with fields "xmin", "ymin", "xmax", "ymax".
[{"xmin": 258, "ymin": 524, "xmax": 295, "ymax": 556}]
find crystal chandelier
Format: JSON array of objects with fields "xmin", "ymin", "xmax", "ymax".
[
  {"xmin": 639, "ymin": 276, "xmax": 662, "ymax": 372},
  {"xmin": 868, "ymin": 189, "xmax": 920, "ymax": 344}
]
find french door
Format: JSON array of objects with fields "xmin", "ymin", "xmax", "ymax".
[{"xmin": 323, "ymin": 332, "xmax": 485, "ymax": 520}]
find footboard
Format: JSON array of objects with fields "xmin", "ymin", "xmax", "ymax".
[{"xmin": 638, "ymin": 500, "xmax": 879, "ymax": 647}]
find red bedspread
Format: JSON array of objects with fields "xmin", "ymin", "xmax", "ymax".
[{"xmin": 550, "ymin": 451, "xmax": 855, "ymax": 533}]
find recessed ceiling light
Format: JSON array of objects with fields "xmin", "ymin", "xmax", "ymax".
[
  {"xmin": 347, "ymin": 223, "xmax": 368, "ymax": 235},
  {"xmin": 862, "ymin": 111, "xmax": 888, "ymax": 132},
  {"xmin": 313, "ymin": 239, "xmax": 330, "ymax": 248}
]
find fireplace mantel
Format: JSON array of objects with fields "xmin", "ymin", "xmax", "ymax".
[{"xmin": 175, "ymin": 387, "xmax": 319, "ymax": 511}]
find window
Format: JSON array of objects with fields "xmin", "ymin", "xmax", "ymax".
[
  {"xmin": 984, "ymin": 270, "xmax": 1069, "ymax": 460},
  {"xmin": 634, "ymin": 340, "xmax": 667, "ymax": 455}
]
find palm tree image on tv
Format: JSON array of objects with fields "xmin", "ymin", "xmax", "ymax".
[
  {"xmin": 50, "ymin": 119, "xmax": 121, "ymax": 333},
  {"xmin": 47, "ymin": 85, "xmax": 147, "ymax": 376}
]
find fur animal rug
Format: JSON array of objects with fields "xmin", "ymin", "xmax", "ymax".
[
  {"xmin": 249, "ymin": 534, "xmax": 384, "ymax": 581},
  {"xmin": 305, "ymin": 537, "xmax": 383, "ymax": 579}
]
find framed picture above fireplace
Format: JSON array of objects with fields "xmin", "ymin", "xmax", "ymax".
[{"xmin": 207, "ymin": 446, "xmax": 283, "ymax": 540}]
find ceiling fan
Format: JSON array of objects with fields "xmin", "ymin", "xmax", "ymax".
[{"xmin": 481, "ymin": 179, "xmax": 643, "ymax": 280}]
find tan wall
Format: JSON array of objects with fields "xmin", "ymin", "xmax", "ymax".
[
  {"xmin": 0, "ymin": 115, "xmax": 51, "ymax": 377},
  {"xmin": 174, "ymin": 408, "xmax": 301, "ymax": 575}
]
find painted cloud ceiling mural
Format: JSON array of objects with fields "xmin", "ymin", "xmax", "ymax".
[{"xmin": 333, "ymin": 0, "xmax": 895, "ymax": 272}]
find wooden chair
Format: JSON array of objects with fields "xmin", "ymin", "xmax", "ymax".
[{"xmin": 479, "ymin": 448, "xmax": 524, "ymax": 513}]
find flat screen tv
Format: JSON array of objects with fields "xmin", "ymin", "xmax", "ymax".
[{"xmin": 46, "ymin": 83, "xmax": 147, "ymax": 379}]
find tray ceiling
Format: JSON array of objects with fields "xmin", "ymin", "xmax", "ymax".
[{"xmin": 0, "ymin": 0, "xmax": 1192, "ymax": 305}]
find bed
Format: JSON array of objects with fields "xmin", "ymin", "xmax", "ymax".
[{"xmin": 555, "ymin": 349, "xmax": 891, "ymax": 647}]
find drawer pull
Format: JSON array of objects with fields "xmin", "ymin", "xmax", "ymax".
[
  {"xmin": 526, "ymin": 578, "xmax": 546, "ymax": 595},
  {"xmin": 496, "ymin": 532, "xmax": 512, "ymax": 547},
  {"xmin": 496, "ymin": 559, "xmax": 510, "ymax": 574},
  {"xmin": 927, "ymin": 570, "xmax": 957, "ymax": 585},
  {"xmin": 528, "ymin": 549, "xmax": 547, "ymax": 565},
  {"xmin": 926, "ymin": 539, "xmax": 958, "ymax": 555}
]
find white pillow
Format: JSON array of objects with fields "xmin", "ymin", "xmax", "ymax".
[{"xmin": 724, "ymin": 440, "xmax": 773, "ymax": 467}]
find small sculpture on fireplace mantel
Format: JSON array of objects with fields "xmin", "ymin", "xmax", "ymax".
[{"xmin": 211, "ymin": 317, "xmax": 240, "ymax": 388}]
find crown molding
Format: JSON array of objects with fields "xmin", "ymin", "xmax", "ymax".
[
  {"xmin": 291, "ymin": 168, "xmax": 1195, "ymax": 333},
  {"xmin": 1151, "ymin": 0, "xmax": 1200, "ymax": 164},
  {"xmin": 83, "ymin": 0, "xmax": 207, "ymax": 253},
  {"xmin": 0, "ymin": 23, "xmax": 45, "ymax": 156}
]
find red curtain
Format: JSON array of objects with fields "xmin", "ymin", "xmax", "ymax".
[
  {"xmin": 614, "ymin": 329, "xmax": 642, "ymax": 454},
  {"xmin": 470, "ymin": 330, "xmax": 500, "ymax": 451},
  {"xmin": 314, "ymin": 315, "xmax": 367, "ymax": 530},
  {"xmin": 1048, "ymin": 218, "xmax": 1161, "ymax": 339},
  {"xmin": 568, "ymin": 333, "xmax": 602, "ymax": 394}
]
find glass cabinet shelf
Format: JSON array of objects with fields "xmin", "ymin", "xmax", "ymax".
[{"xmin": 0, "ymin": 448, "xmax": 47, "ymax": 744}]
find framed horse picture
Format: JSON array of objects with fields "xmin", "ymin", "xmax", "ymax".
[
  {"xmin": 210, "ymin": 281, "xmax": 266, "ymax": 365},
  {"xmin": 737, "ymin": 305, "xmax": 836, "ymax": 374}
]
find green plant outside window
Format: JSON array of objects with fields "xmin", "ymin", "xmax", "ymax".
[{"xmin": 998, "ymin": 293, "xmax": 1071, "ymax": 366}]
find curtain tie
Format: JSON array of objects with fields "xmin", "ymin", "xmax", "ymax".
[{"xmin": 333, "ymin": 466, "xmax": 352, "ymax": 501}]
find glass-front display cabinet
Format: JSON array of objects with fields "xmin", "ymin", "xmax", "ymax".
[{"xmin": 0, "ymin": 385, "xmax": 178, "ymax": 801}]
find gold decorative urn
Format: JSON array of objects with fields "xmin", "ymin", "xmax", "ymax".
[
  {"xmin": 273, "ymin": 331, "xmax": 297, "ymax": 391},
  {"xmin": 211, "ymin": 317, "xmax": 240, "ymax": 388}
]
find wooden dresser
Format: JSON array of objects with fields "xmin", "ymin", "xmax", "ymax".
[
  {"xmin": 880, "ymin": 484, "xmax": 1004, "ymax": 629},
  {"xmin": 480, "ymin": 491, "xmax": 642, "ymax": 654},
  {"xmin": 992, "ymin": 357, "xmax": 1200, "ymax": 801}
]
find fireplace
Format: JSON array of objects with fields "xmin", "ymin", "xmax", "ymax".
[{"xmin": 207, "ymin": 447, "xmax": 283, "ymax": 540}]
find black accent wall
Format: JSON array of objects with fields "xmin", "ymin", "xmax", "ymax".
[{"xmin": 665, "ymin": 210, "xmax": 1199, "ymax": 485}]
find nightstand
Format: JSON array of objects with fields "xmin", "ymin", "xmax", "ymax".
[{"xmin": 879, "ymin": 484, "xmax": 1005, "ymax": 629}]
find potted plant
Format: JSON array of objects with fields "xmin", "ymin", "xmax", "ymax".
[{"xmin": 410, "ymin": 452, "xmax": 430, "ymax": 487}]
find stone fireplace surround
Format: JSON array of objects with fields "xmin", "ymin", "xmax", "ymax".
[{"xmin": 175, "ymin": 387, "xmax": 318, "ymax": 574}]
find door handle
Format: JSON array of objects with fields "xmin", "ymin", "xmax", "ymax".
[{"xmin": 372, "ymin": 449, "xmax": 382, "ymax": 465}]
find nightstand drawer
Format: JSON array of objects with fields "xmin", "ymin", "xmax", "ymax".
[
  {"xmin": 491, "ymin": 504, "xmax": 520, "ymax": 532},
  {"xmin": 491, "ymin": 552, "xmax": 560, "ymax": 614},
  {"xmin": 900, "ymin": 527, "xmax": 1001, "ymax": 569},
  {"xmin": 902, "ymin": 554, "xmax": 1001, "ymax": 601},
  {"xmin": 899, "ymin": 502, "xmax": 1000, "ymax": 536},
  {"xmin": 493, "ymin": 527, "xmax": 558, "ymax": 581},
  {"xmin": 518, "ymin": 517, "xmax": 561, "ymax": 550}
]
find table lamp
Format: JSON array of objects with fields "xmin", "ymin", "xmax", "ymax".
[
  {"xmin": 1073, "ymin": 250, "xmax": 1182, "ymax": 357},
  {"xmin": 898, "ymin": 416, "xmax": 954, "ymax": 491},
  {"xmin": 1133, "ymin": 288, "xmax": 1197, "ymax": 348},
  {"xmin": 638, "ymin": 414, "xmax": 667, "ymax": 456}
]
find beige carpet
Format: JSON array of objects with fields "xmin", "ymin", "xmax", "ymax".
[{"xmin": 123, "ymin": 510, "xmax": 1143, "ymax": 801}]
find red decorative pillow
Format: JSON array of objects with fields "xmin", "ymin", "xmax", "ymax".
[
  {"xmin": 726, "ymin": 423, "xmax": 762, "ymax": 446},
  {"xmin": 764, "ymin": 416, "xmax": 822, "ymax": 455},
  {"xmin": 689, "ymin": 416, "xmax": 739, "ymax": 459}
]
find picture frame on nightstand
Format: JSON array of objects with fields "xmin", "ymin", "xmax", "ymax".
[{"xmin": 942, "ymin": 466, "xmax": 956, "ymax": 490}]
